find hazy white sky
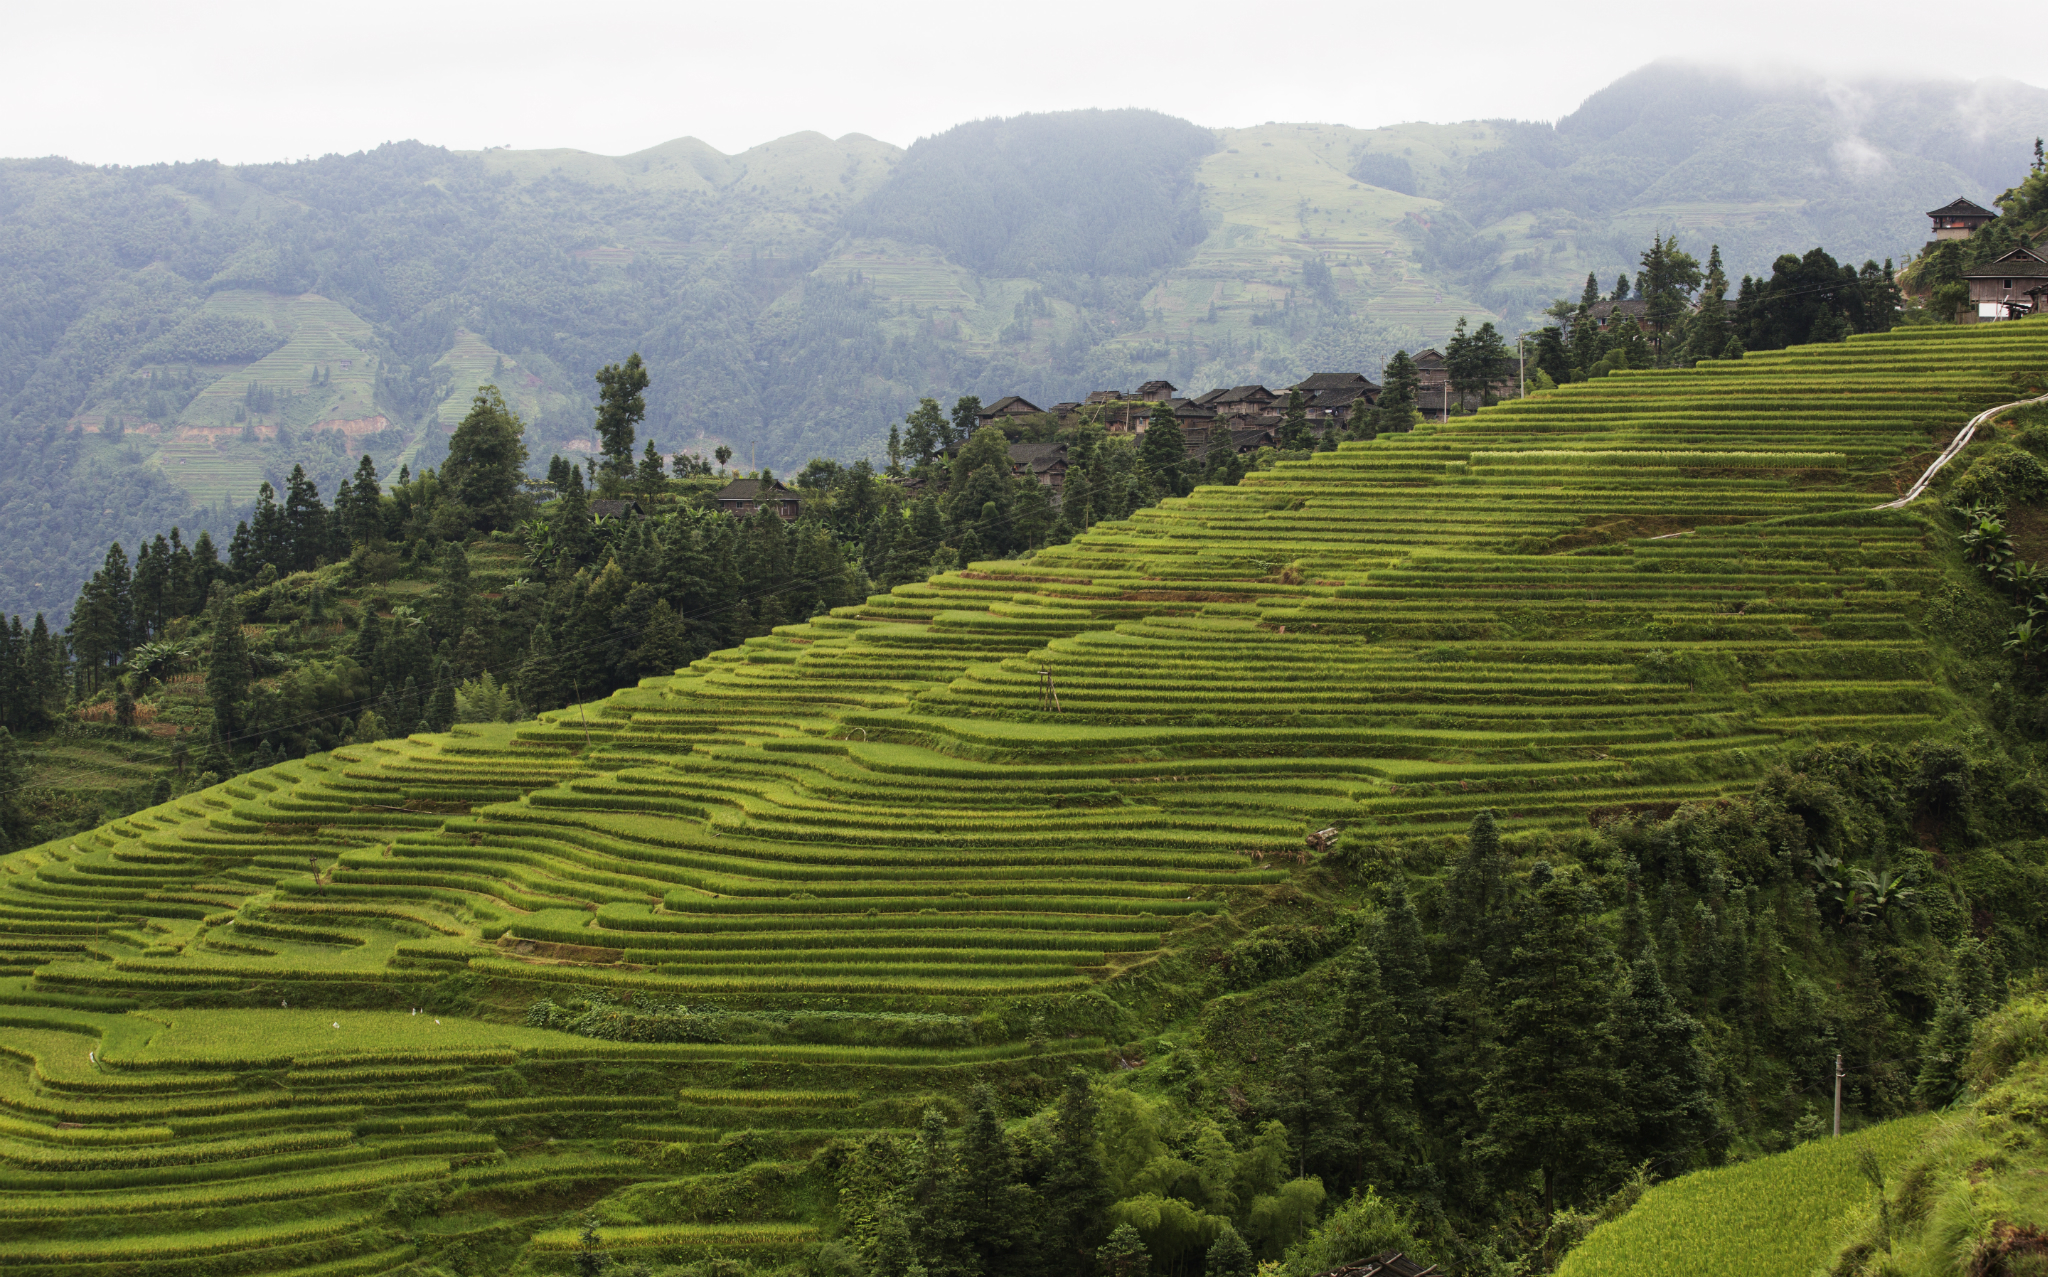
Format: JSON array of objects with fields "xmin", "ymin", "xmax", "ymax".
[{"xmin": 0, "ymin": 0, "xmax": 2017, "ymax": 165}]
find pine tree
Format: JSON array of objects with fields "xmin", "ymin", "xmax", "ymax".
[
  {"xmin": 1474, "ymin": 873, "xmax": 1625, "ymax": 1217},
  {"xmin": 425, "ymin": 662, "xmax": 456, "ymax": 732},
  {"xmin": 1687, "ymin": 245, "xmax": 1731, "ymax": 363},
  {"xmin": 445, "ymin": 386, "xmax": 532, "ymax": 529},
  {"xmin": 1267, "ymin": 1041, "xmax": 1347, "ymax": 1179},
  {"xmin": 630, "ymin": 601, "xmax": 690, "ymax": 676},
  {"xmin": 191, "ymin": 531, "xmax": 222, "ymax": 601},
  {"xmin": 1278, "ymin": 390, "xmax": 1313, "ymax": 450},
  {"xmin": 519, "ymin": 616, "xmax": 568, "ymax": 712},
  {"xmin": 903, "ymin": 1108, "xmax": 971, "ymax": 1275},
  {"xmin": 69, "ymin": 542, "xmax": 134, "ymax": 691},
  {"xmin": 1330, "ymin": 942, "xmax": 1417, "ymax": 1184},
  {"xmin": 249, "ymin": 481, "xmax": 288, "ymax": 571},
  {"xmin": 1373, "ymin": 352, "xmax": 1420, "ymax": 434},
  {"xmin": 949, "ymin": 396, "xmax": 984, "ymax": 451},
  {"xmin": 283, "ymin": 464, "xmax": 328, "ymax": 571},
  {"xmin": 956, "ymin": 1084, "xmax": 1023, "ymax": 1269},
  {"xmin": 592, "ymin": 356, "xmax": 648, "ymax": 486},
  {"xmin": 632, "ymin": 440, "xmax": 663, "ymax": 495},
  {"xmin": 1445, "ymin": 809, "xmax": 1511, "ymax": 960},
  {"xmin": 351, "ymin": 708, "xmax": 387, "ymax": 743},
  {"xmin": 206, "ymin": 596, "xmax": 251, "ymax": 743},
  {"xmin": 1095, "ymin": 1224, "xmax": 1150, "ymax": 1277},
  {"xmin": 903, "ymin": 398, "xmax": 947, "ymax": 473},
  {"xmin": 1953, "ymin": 936, "xmax": 1999, "ymax": 1018},
  {"xmin": 1344, "ymin": 394, "xmax": 1374, "ymax": 440},
  {"xmin": 1612, "ymin": 953, "xmax": 1718, "ymax": 1176},
  {"xmin": 1636, "ymin": 233, "xmax": 1703, "ymax": 363},
  {"xmin": 394, "ymin": 676, "xmax": 422, "ymax": 738},
  {"xmin": 446, "ymin": 624, "xmax": 488, "ymax": 680},
  {"xmin": 202, "ymin": 722, "xmax": 233, "ymax": 778},
  {"xmin": 1041, "ymin": 1069, "xmax": 1110, "ymax": 1268},
  {"xmin": 339, "ymin": 455, "xmax": 383, "ymax": 546},
  {"xmin": 1808, "ymin": 305, "xmax": 1850, "ymax": 343},
  {"xmin": 1204, "ymin": 1221, "xmax": 1255, "ymax": 1277},
  {"xmin": 1580, "ymin": 272, "xmax": 1601, "ymax": 310},
  {"xmin": 1139, "ymin": 403, "xmax": 1188, "ymax": 496},
  {"xmin": 1913, "ymin": 987, "xmax": 1975, "ymax": 1108},
  {"xmin": 0, "ymin": 727, "xmax": 31, "ymax": 851},
  {"xmin": 430, "ymin": 544, "xmax": 473, "ymax": 642},
  {"xmin": 1620, "ymin": 858, "xmax": 1646, "ymax": 961}
]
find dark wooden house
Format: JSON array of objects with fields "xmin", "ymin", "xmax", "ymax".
[
  {"xmin": 1586, "ymin": 298, "xmax": 1650, "ymax": 329},
  {"xmin": 975, "ymin": 395, "xmax": 1043, "ymax": 426},
  {"xmin": 1293, "ymin": 372, "xmax": 1380, "ymax": 424},
  {"xmin": 1963, "ymin": 246, "xmax": 2048, "ymax": 321},
  {"xmin": 1313, "ymin": 1249, "xmax": 1439, "ymax": 1276},
  {"xmin": 1928, "ymin": 196, "xmax": 1998, "ymax": 242},
  {"xmin": 1208, "ymin": 385, "xmax": 1279, "ymax": 422},
  {"xmin": 1007, "ymin": 442, "xmax": 1068, "ymax": 494},
  {"xmin": 1136, "ymin": 379, "xmax": 1178, "ymax": 398},
  {"xmin": 714, "ymin": 478, "xmax": 801, "ymax": 520}
]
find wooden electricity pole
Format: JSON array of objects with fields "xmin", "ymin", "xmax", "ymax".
[
  {"xmin": 1833, "ymin": 1051, "xmax": 1844, "ymax": 1137},
  {"xmin": 1039, "ymin": 668, "xmax": 1062, "ymax": 713}
]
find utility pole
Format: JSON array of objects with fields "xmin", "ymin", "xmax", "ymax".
[
  {"xmin": 1518, "ymin": 334, "xmax": 1526, "ymax": 399},
  {"xmin": 1833, "ymin": 1051, "xmax": 1844, "ymax": 1137},
  {"xmin": 569, "ymin": 681, "xmax": 592, "ymax": 749}
]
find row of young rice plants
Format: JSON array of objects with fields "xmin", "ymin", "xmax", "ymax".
[{"xmin": 0, "ymin": 320, "xmax": 2037, "ymax": 1265}]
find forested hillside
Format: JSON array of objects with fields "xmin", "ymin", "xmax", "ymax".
[
  {"xmin": 2, "ymin": 318, "xmax": 2047, "ymax": 1275},
  {"xmin": 3, "ymin": 67, "xmax": 2044, "ymax": 623}
]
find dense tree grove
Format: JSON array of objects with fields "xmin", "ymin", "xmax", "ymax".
[
  {"xmin": 1520, "ymin": 234, "xmax": 1907, "ymax": 386},
  {"xmin": 0, "ymin": 372, "xmax": 1257, "ymax": 850},
  {"xmin": 789, "ymin": 737, "xmax": 2045, "ymax": 1277}
]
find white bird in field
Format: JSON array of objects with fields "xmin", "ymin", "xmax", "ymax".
[{"xmin": 332, "ymin": 1022, "xmax": 339, "ymax": 1029}]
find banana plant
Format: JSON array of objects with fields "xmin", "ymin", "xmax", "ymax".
[
  {"xmin": 518, "ymin": 517, "xmax": 559, "ymax": 573},
  {"xmin": 1962, "ymin": 514, "xmax": 2013, "ymax": 569},
  {"xmin": 2002, "ymin": 558, "xmax": 2047, "ymax": 599},
  {"xmin": 121, "ymin": 636, "xmax": 203, "ymax": 687},
  {"xmin": 1841, "ymin": 864, "xmax": 1918, "ymax": 924},
  {"xmin": 2007, "ymin": 616, "xmax": 2046, "ymax": 660},
  {"xmin": 1809, "ymin": 851, "xmax": 1855, "ymax": 914}
]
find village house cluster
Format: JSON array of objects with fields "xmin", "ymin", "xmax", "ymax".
[
  {"xmin": 1923, "ymin": 197, "xmax": 2048, "ymax": 322},
  {"xmin": 708, "ymin": 365, "xmax": 1456, "ymax": 518},
  {"xmin": 966, "ymin": 369, "xmax": 1402, "ymax": 503}
]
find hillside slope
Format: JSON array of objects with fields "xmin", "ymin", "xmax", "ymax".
[
  {"xmin": 5, "ymin": 68, "xmax": 2044, "ymax": 621},
  {"xmin": 1560, "ymin": 989, "xmax": 2048, "ymax": 1277},
  {"xmin": 1554, "ymin": 1115, "xmax": 1939, "ymax": 1277},
  {"xmin": 3, "ymin": 321, "xmax": 2047, "ymax": 1271}
]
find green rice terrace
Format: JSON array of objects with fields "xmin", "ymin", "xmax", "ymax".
[{"xmin": 5, "ymin": 319, "xmax": 2048, "ymax": 1274}]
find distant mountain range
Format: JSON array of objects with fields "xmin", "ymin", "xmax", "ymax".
[{"xmin": 2, "ymin": 61, "xmax": 2045, "ymax": 622}]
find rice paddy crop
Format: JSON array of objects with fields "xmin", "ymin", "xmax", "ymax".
[
  {"xmin": 1554, "ymin": 1116, "xmax": 1937, "ymax": 1277},
  {"xmin": 0, "ymin": 321, "xmax": 2042, "ymax": 1269}
]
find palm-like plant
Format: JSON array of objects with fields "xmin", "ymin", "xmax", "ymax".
[
  {"xmin": 122, "ymin": 636, "xmax": 203, "ymax": 686},
  {"xmin": 1840, "ymin": 864, "xmax": 1918, "ymax": 924},
  {"xmin": 2002, "ymin": 558, "xmax": 2047, "ymax": 598},
  {"xmin": 2007, "ymin": 616, "xmax": 2046, "ymax": 659},
  {"xmin": 1962, "ymin": 514, "xmax": 2013, "ymax": 569},
  {"xmin": 518, "ymin": 518, "xmax": 558, "ymax": 572},
  {"xmin": 1809, "ymin": 851, "xmax": 1854, "ymax": 911}
]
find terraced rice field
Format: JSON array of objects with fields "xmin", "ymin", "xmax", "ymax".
[{"xmin": 2, "ymin": 320, "xmax": 2043, "ymax": 1271}]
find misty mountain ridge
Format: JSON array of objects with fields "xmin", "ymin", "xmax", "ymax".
[{"xmin": 0, "ymin": 62, "xmax": 2044, "ymax": 621}]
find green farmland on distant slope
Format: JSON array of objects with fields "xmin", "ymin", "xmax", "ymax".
[{"xmin": 2, "ymin": 321, "xmax": 2046, "ymax": 1272}]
